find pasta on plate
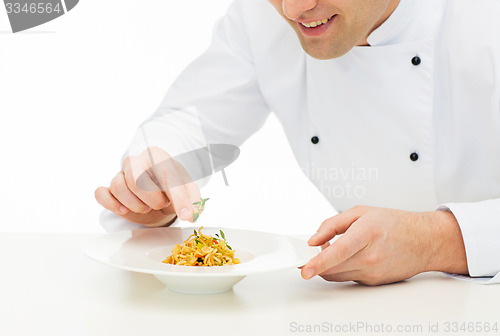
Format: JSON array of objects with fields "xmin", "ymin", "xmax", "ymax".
[{"xmin": 163, "ymin": 226, "xmax": 240, "ymax": 266}]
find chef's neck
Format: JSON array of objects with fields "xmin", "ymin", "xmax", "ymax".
[{"xmin": 356, "ymin": 0, "xmax": 401, "ymax": 46}]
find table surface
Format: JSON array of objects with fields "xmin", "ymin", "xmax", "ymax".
[{"xmin": 1, "ymin": 232, "xmax": 499, "ymax": 336}]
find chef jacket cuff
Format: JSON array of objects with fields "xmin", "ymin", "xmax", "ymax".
[
  {"xmin": 100, "ymin": 210, "xmax": 181, "ymax": 233},
  {"xmin": 445, "ymin": 272, "xmax": 500, "ymax": 284},
  {"xmin": 438, "ymin": 199, "xmax": 500, "ymax": 278}
]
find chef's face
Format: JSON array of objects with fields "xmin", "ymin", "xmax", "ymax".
[{"xmin": 268, "ymin": 0, "xmax": 400, "ymax": 59}]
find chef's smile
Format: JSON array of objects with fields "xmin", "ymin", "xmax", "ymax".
[
  {"xmin": 297, "ymin": 15, "xmax": 336, "ymax": 37},
  {"xmin": 268, "ymin": 0, "xmax": 401, "ymax": 60}
]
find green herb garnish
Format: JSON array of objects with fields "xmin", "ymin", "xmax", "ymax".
[
  {"xmin": 192, "ymin": 197, "xmax": 209, "ymax": 222},
  {"xmin": 218, "ymin": 229, "xmax": 232, "ymax": 250}
]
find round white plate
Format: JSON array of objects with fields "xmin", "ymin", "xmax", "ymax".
[{"xmin": 82, "ymin": 227, "xmax": 319, "ymax": 294}]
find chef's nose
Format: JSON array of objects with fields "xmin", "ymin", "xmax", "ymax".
[{"xmin": 282, "ymin": 0, "xmax": 317, "ymax": 21}]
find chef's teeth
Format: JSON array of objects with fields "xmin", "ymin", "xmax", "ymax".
[{"xmin": 301, "ymin": 16, "xmax": 333, "ymax": 28}]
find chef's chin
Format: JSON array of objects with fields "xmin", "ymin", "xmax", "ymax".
[{"xmin": 297, "ymin": 37, "xmax": 353, "ymax": 60}]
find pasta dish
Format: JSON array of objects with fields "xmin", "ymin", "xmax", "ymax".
[{"xmin": 163, "ymin": 226, "xmax": 240, "ymax": 266}]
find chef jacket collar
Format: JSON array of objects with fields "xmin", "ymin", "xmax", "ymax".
[{"xmin": 366, "ymin": 0, "xmax": 420, "ymax": 46}]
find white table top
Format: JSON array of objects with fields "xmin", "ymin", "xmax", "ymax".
[{"xmin": 1, "ymin": 232, "xmax": 499, "ymax": 336}]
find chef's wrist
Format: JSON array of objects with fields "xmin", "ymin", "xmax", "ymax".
[{"xmin": 424, "ymin": 210, "xmax": 469, "ymax": 275}]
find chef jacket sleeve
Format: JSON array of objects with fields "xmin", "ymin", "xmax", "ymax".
[
  {"xmin": 99, "ymin": 209, "xmax": 180, "ymax": 232},
  {"xmin": 101, "ymin": 1, "xmax": 270, "ymax": 232},
  {"xmin": 439, "ymin": 199, "xmax": 500, "ymax": 283},
  {"xmin": 125, "ymin": 0, "xmax": 271, "ymax": 189}
]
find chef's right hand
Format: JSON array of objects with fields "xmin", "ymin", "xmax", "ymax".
[{"xmin": 95, "ymin": 147, "xmax": 201, "ymax": 227}]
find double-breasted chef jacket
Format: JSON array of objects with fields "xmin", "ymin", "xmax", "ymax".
[{"xmin": 124, "ymin": 0, "xmax": 500, "ymax": 280}]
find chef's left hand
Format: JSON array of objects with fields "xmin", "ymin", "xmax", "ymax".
[{"xmin": 301, "ymin": 206, "xmax": 468, "ymax": 285}]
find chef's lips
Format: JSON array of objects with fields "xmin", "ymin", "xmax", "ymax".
[{"xmin": 297, "ymin": 15, "xmax": 337, "ymax": 37}]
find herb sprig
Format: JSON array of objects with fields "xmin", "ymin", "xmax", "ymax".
[
  {"xmin": 215, "ymin": 230, "xmax": 232, "ymax": 250},
  {"xmin": 192, "ymin": 197, "xmax": 209, "ymax": 222},
  {"xmin": 193, "ymin": 228, "xmax": 233, "ymax": 250},
  {"xmin": 193, "ymin": 229, "xmax": 204, "ymax": 248}
]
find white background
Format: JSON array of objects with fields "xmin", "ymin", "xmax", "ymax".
[{"xmin": 0, "ymin": 0, "xmax": 335, "ymax": 234}]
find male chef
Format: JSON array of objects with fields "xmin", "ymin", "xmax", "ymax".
[{"xmin": 95, "ymin": 0, "xmax": 500, "ymax": 285}]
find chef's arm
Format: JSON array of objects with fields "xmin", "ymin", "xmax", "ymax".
[
  {"xmin": 439, "ymin": 199, "xmax": 500, "ymax": 281},
  {"xmin": 99, "ymin": 0, "xmax": 271, "ymax": 231},
  {"xmin": 126, "ymin": 0, "xmax": 270, "ymax": 171}
]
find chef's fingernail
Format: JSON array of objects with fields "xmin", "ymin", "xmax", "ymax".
[
  {"xmin": 308, "ymin": 233, "xmax": 319, "ymax": 244},
  {"xmin": 179, "ymin": 208, "xmax": 191, "ymax": 221},
  {"xmin": 303, "ymin": 268, "xmax": 316, "ymax": 280},
  {"xmin": 119, "ymin": 205, "xmax": 128, "ymax": 214}
]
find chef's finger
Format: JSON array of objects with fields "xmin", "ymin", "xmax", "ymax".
[
  {"xmin": 94, "ymin": 186, "xmax": 129, "ymax": 215},
  {"xmin": 308, "ymin": 205, "xmax": 370, "ymax": 246},
  {"xmin": 155, "ymin": 157, "xmax": 201, "ymax": 222},
  {"xmin": 123, "ymin": 161, "xmax": 170, "ymax": 210},
  {"xmin": 296, "ymin": 241, "xmax": 329, "ymax": 270},
  {"xmin": 109, "ymin": 172, "xmax": 152, "ymax": 214},
  {"xmin": 184, "ymin": 180, "xmax": 203, "ymax": 222},
  {"xmin": 301, "ymin": 223, "xmax": 368, "ymax": 279},
  {"xmin": 316, "ymin": 249, "xmax": 363, "ymax": 277},
  {"xmin": 319, "ymin": 271, "xmax": 360, "ymax": 283},
  {"xmin": 320, "ymin": 241, "xmax": 330, "ymax": 251}
]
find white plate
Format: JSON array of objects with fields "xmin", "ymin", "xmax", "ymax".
[{"xmin": 82, "ymin": 227, "xmax": 319, "ymax": 294}]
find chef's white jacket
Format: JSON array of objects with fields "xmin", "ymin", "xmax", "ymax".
[{"xmin": 119, "ymin": 0, "xmax": 500, "ymax": 281}]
